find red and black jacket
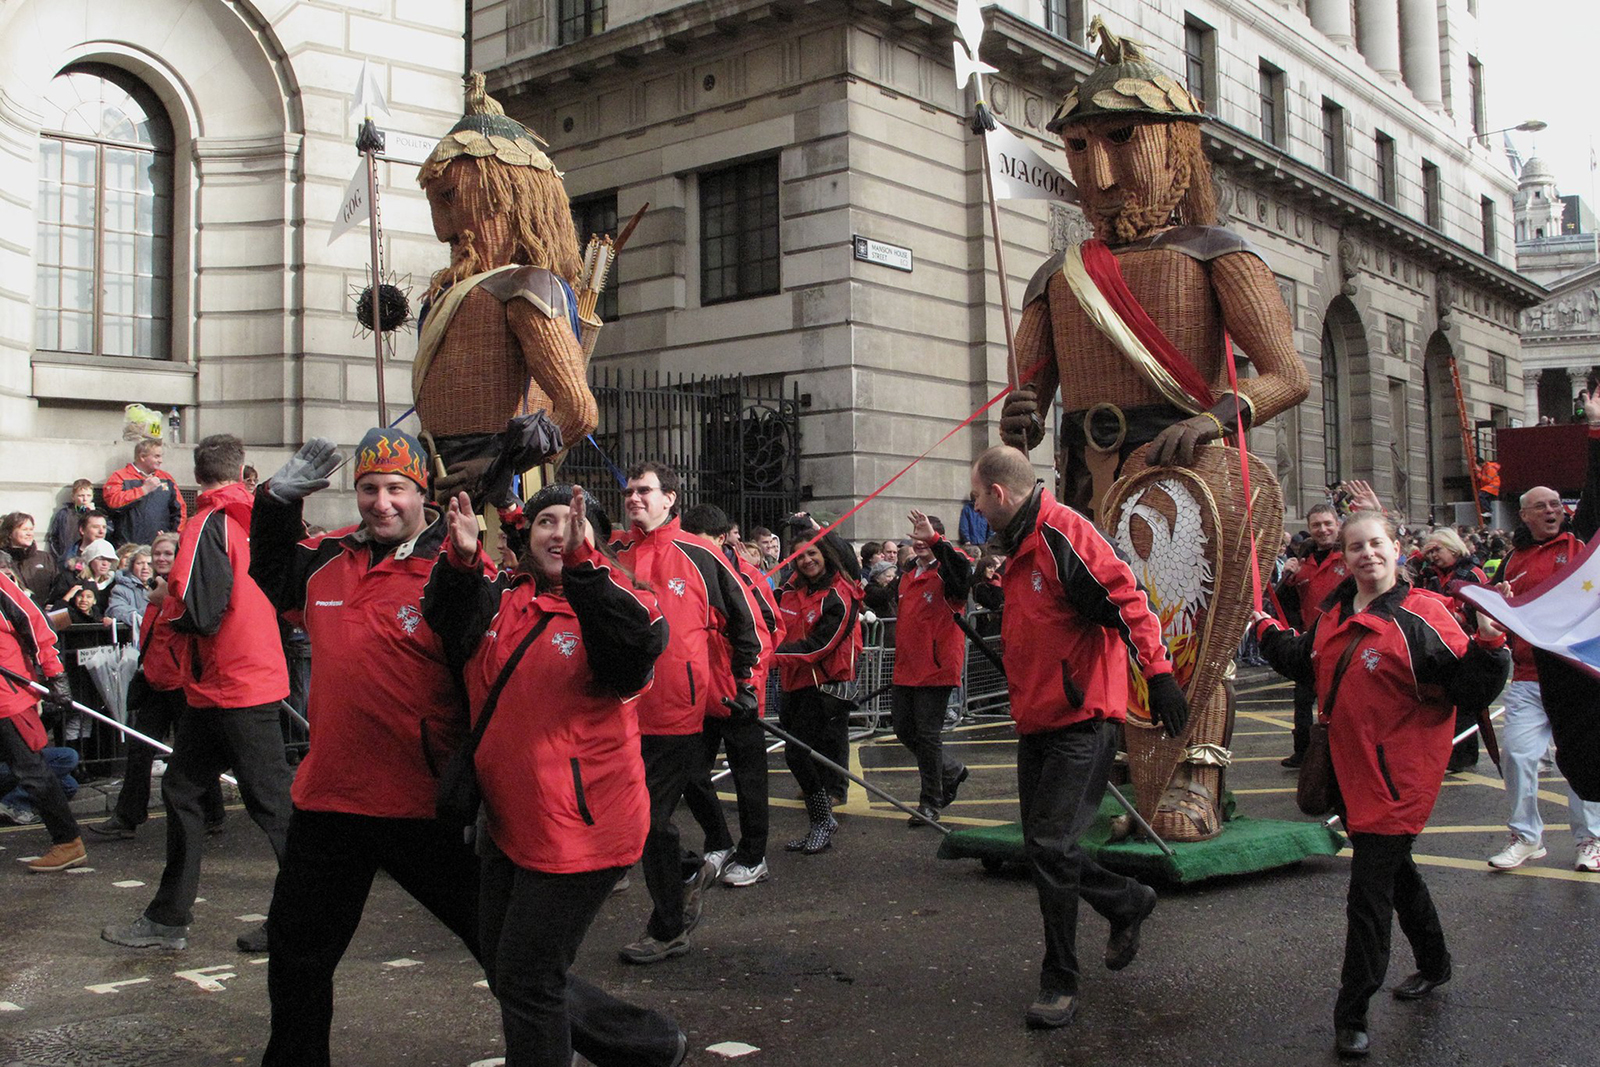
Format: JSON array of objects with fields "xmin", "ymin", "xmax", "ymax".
[
  {"xmin": 1257, "ymin": 582, "xmax": 1510, "ymax": 835},
  {"xmin": 1501, "ymin": 531, "xmax": 1585, "ymax": 681},
  {"xmin": 0, "ymin": 571, "xmax": 65, "ymax": 751},
  {"xmin": 775, "ymin": 571, "xmax": 863, "ymax": 692},
  {"xmin": 612, "ymin": 518, "xmax": 760, "ymax": 735},
  {"xmin": 995, "ymin": 486, "xmax": 1172, "ymax": 734},
  {"xmin": 138, "ymin": 594, "xmax": 192, "ymax": 694},
  {"xmin": 892, "ymin": 533, "xmax": 971, "ymax": 688},
  {"xmin": 1277, "ymin": 544, "xmax": 1348, "ymax": 631},
  {"xmin": 705, "ymin": 547, "xmax": 784, "ymax": 718},
  {"xmin": 251, "ymin": 491, "xmax": 479, "ymax": 820},
  {"xmin": 167, "ymin": 482, "xmax": 287, "ymax": 709},
  {"xmin": 423, "ymin": 539, "xmax": 667, "ymax": 874},
  {"xmin": 102, "ymin": 462, "xmax": 186, "ymax": 546}
]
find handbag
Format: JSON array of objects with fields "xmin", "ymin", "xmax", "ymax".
[
  {"xmin": 1296, "ymin": 629, "xmax": 1367, "ymax": 817},
  {"xmin": 436, "ymin": 614, "xmax": 553, "ymax": 830}
]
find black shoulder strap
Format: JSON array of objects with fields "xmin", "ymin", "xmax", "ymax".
[
  {"xmin": 465, "ymin": 612, "xmax": 554, "ymax": 748},
  {"xmin": 1321, "ymin": 625, "xmax": 1368, "ymax": 722}
]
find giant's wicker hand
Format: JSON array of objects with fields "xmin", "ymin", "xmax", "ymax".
[{"xmin": 999, "ymin": 385, "xmax": 1045, "ymax": 451}]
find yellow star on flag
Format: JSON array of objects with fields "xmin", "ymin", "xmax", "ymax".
[{"xmin": 1586, "ymin": 580, "xmax": 1596, "ymax": 592}]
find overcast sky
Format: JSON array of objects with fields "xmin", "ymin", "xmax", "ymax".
[{"xmin": 1480, "ymin": 0, "xmax": 1600, "ymax": 199}]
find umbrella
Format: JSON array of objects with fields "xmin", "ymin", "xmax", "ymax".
[{"xmin": 77, "ymin": 641, "xmax": 139, "ymax": 724}]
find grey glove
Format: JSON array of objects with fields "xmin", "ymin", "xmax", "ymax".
[{"xmin": 266, "ymin": 438, "xmax": 343, "ymax": 503}]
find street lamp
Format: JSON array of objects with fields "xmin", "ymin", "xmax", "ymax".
[{"xmin": 1468, "ymin": 119, "xmax": 1547, "ymax": 147}]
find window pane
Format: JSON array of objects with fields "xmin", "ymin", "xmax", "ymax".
[
  {"xmin": 104, "ymin": 272, "xmax": 135, "ymax": 316},
  {"xmin": 63, "ymin": 142, "xmax": 96, "ymax": 185},
  {"xmin": 104, "ymin": 229, "xmax": 135, "ymax": 274},
  {"xmin": 58, "ymin": 312, "xmax": 93, "ymax": 353},
  {"xmin": 136, "ymin": 317, "xmax": 167, "ymax": 359},
  {"xmin": 36, "ymin": 308, "xmax": 58, "ymax": 351},
  {"xmin": 38, "ymin": 139, "xmax": 61, "ymax": 182},
  {"xmin": 103, "ymin": 315, "xmax": 135, "ymax": 357},
  {"xmin": 104, "ymin": 186, "xmax": 136, "ymax": 231},
  {"xmin": 104, "ymin": 148, "xmax": 137, "ymax": 191},
  {"xmin": 61, "ymin": 226, "xmax": 94, "ymax": 269},
  {"xmin": 61, "ymin": 268, "xmax": 94, "ymax": 312}
]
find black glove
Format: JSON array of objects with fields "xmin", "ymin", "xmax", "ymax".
[
  {"xmin": 45, "ymin": 674, "xmax": 73, "ymax": 711},
  {"xmin": 721, "ymin": 683, "xmax": 760, "ymax": 725},
  {"xmin": 1145, "ymin": 672, "xmax": 1189, "ymax": 739},
  {"xmin": 999, "ymin": 385, "xmax": 1044, "ymax": 451}
]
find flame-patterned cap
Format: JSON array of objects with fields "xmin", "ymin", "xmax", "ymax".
[{"xmin": 353, "ymin": 427, "xmax": 428, "ymax": 489}]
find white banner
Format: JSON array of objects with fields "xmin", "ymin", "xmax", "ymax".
[
  {"xmin": 986, "ymin": 123, "xmax": 1077, "ymax": 203},
  {"xmin": 327, "ymin": 158, "xmax": 370, "ymax": 245}
]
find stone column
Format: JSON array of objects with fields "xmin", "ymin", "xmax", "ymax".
[
  {"xmin": 1523, "ymin": 369, "xmax": 1540, "ymax": 425},
  {"xmin": 1356, "ymin": 0, "xmax": 1402, "ymax": 82},
  {"xmin": 1398, "ymin": 0, "xmax": 1443, "ymax": 108},
  {"xmin": 1308, "ymin": 0, "xmax": 1354, "ymax": 47}
]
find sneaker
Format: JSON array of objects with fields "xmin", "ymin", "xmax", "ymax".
[
  {"xmin": 0, "ymin": 801, "xmax": 40, "ymax": 826},
  {"xmin": 236, "ymin": 921, "xmax": 269, "ymax": 953},
  {"xmin": 1488, "ymin": 835, "xmax": 1547, "ymax": 870},
  {"xmin": 611, "ymin": 873, "xmax": 631, "ymax": 894},
  {"xmin": 618, "ymin": 932, "xmax": 689, "ymax": 965},
  {"xmin": 1576, "ymin": 837, "xmax": 1600, "ymax": 872},
  {"xmin": 683, "ymin": 859, "xmax": 717, "ymax": 934},
  {"xmin": 1105, "ymin": 884, "xmax": 1157, "ymax": 970},
  {"xmin": 720, "ymin": 858, "xmax": 769, "ymax": 887},
  {"xmin": 1024, "ymin": 992, "xmax": 1077, "ymax": 1029},
  {"xmin": 87, "ymin": 816, "xmax": 138, "ymax": 839},
  {"xmin": 27, "ymin": 837, "xmax": 86, "ymax": 872},
  {"xmin": 205, "ymin": 815, "xmax": 227, "ymax": 836},
  {"xmin": 1280, "ymin": 753, "xmax": 1304, "ymax": 769},
  {"xmin": 907, "ymin": 803, "xmax": 941, "ymax": 828},
  {"xmin": 941, "ymin": 766, "xmax": 970, "ymax": 808},
  {"xmin": 702, "ymin": 847, "xmax": 734, "ymax": 880},
  {"xmin": 102, "ymin": 914, "xmax": 188, "ymax": 950}
]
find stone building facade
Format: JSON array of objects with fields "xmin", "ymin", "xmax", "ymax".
[
  {"xmin": 477, "ymin": 0, "xmax": 1540, "ymax": 531},
  {"xmin": 1513, "ymin": 155, "xmax": 1599, "ymax": 424},
  {"xmin": 0, "ymin": 0, "xmax": 464, "ymax": 530}
]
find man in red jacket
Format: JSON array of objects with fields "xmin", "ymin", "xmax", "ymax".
[
  {"xmin": 1275, "ymin": 504, "xmax": 1345, "ymax": 767},
  {"xmin": 1489, "ymin": 485, "xmax": 1600, "ymax": 872},
  {"xmin": 612, "ymin": 462, "xmax": 762, "ymax": 963},
  {"xmin": 104, "ymin": 434, "xmax": 293, "ymax": 952},
  {"xmin": 970, "ymin": 446, "xmax": 1188, "ymax": 1030},
  {"xmin": 891, "ymin": 509, "xmax": 971, "ymax": 826},
  {"xmin": 0, "ymin": 570, "xmax": 84, "ymax": 871},
  {"xmin": 102, "ymin": 439, "xmax": 186, "ymax": 547}
]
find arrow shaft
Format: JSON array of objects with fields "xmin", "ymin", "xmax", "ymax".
[{"xmin": 365, "ymin": 145, "xmax": 387, "ymax": 425}]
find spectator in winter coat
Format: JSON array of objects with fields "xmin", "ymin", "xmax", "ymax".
[
  {"xmin": 106, "ymin": 548, "xmax": 153, "ymax": 633},
  {"xmin": 958, "ymin": 493, "xmax": 991, "ymax": 546},
  {"xmin": 102, "ymin": 434, "xmax": 293, "ymax": 954},
  {"xmin": 50, "ymin": 538, "xmax": 117, "ymax": 616},
  {"xmin": 427, "ymin": 485, "xmax": 686, "ymax": 1067},
  {"xmin": 1254, "ymin": 511, "xmax": 1510, "ymax": 1059},
  {"xmin": 59, "ymin": 509, "xmax": 110, "ymax": 575},
  {"xmin": 1, "ymin": 512, "xmax": 57, "ymax": 603},
  {"xmin": 102, "ymin": 440, "xmax": 186, "ymax": 547},
  {"xmin": 0, "ymin": 743, "xmax": 78, "ymax": 825},
  {"xmin": 862, "ymin": 559, "xmax": 897, "ymax": 619},
  {"xmin": 48, "ymin": 480, "xmax": 95, "ymax": 564},
  {"xmin": 1417, "ymin": 528, "xmax": 1491, "ymax": 772},
  {"xmin": 1275, "ymin": 504, "xmax": 1346, "ymax": 768}
]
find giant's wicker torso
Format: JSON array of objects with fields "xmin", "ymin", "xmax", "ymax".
[{"xmin": 416, "ymin": 287, "xmax": 541, "ymax": 436}]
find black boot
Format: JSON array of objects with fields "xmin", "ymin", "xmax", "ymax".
[{"xmin": 786, "ymin": 790, "xmax": 836, "ymax": 853}]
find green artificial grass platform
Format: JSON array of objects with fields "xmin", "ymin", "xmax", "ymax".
[{"xmin": 937, "ymin": 793, "xmax": 1346, "ymax": 884}]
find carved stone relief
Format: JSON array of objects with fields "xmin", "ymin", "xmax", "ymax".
[
  {"xmin": 1386, "ymin": 314, "xmax": 1405, "ymax": 355},
  {"xmin": 1048, "ymin": 202, "xmax": 1093, "ymax": 252}
]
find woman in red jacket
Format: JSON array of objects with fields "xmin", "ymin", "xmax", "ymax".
[
  {"xmin": 425, "ymin": 486, "xmax": 684, "ymax": 1067},
  {"xmin": 1254, "ymin": 511, "xmax": 1509, "ymax": 1060},
  {"xmin": 774, "ymin": 533, "xmax": 863, "ymax": 854}
]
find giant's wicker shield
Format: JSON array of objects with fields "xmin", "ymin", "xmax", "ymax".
[{"xmin": 1100, "ymin": 441, "xmax": 1283, "ymax": 825}]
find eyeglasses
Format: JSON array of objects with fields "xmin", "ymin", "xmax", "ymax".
[
  {"xmin": 1523, "ymin": 501, "xmax": 1564, "ymax": 513},
  {"xmin": 622, "ymin": 486, "xmax": 658, "ymax": 498}
]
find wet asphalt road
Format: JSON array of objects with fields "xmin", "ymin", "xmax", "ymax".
[{"xmin": 2, "ymin": 667, "xmax": 1596, "ymax": 1067}]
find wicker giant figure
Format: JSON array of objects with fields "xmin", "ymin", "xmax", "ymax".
[
  {"xmin": 413, "ymin": 73, "xmax": 596, "ymax": 499},
  {"xmin": 999, "ymin": 20, "xmax": 1309, "ymax": 841}
]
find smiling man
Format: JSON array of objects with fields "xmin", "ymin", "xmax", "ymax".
[{"xmin": 1275, "ymin": 504, "xmax": 1346, "ymax": 768}]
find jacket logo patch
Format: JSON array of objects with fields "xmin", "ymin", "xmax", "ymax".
[
  {"xmin": 806, "ymin": 609, "xmax": 818, "ymax": 624},
  {"xmin": 1334, "ymin": 565, "xmax": 1347, "ymax": 577},
  {"xmin": 1031, "ymin": 570, "xmax": 1043, "ymax": 593},
  {"xmin": 667, "ymin": 577, "xmax": 687, "ymax": 597},
  {"xmin": 313, "ymin": 599, "xmax": 344, "ymax": 607},
  {"xmin": 922, "ymin": 590, "xmax": 934, "ymax": 604},
  {"xmin": 1557, "ymin": 553, "xmax": 1568, "ymax": 565},
  {"xmin": 395, "ymin": 605, "xmax": 423, "ymax": 635},
  {"xmin": 1361, "ymin": 648, "xmax": 1381, "ymax": 672},
  {"xmin": 552, "ymin": 631, "xmax": 579, "ymax": 657}
]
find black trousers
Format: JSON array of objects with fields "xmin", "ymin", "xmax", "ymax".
[
  {"xmin": 890, "ymin": 685, "xmax": 965, "ymax": 808},
  {"xmin": 1334, "ymin": 832, "xmax": 1450, "ymax": 1031},
  {"xmin": 0, "ymin": 717, "xmax": 78, "ymax": 844},
  {"xmin": 681, "ymin": 714, "xmax": 769, "ymax": 865},
  {"xmin": 781, "ymin": 688, "xmax": 851, "ymax": 799},
  {"xmin": 481, "ymin": 845, "xmax": 683, "ymax": 1067},
  {"xmin": 145, "ymin": 704, "xmax": 293, "ymax": 928},
  {"xmin": 113, "ymin": 685, "xmax": 225, "ymax": 828},
  {"xmin": 640, "ymin": 732, "xmax": 701, "ymax": 941},
  {"xmin": 1017, "ymin": 720, "xmax": 1147, "ymax": 996},
  {"xmin": 1292, "ymin": 679, "xmax": 1317, "ymax": 757}
]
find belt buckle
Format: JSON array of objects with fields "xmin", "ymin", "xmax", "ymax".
[{"xmin": 1083, "ymin": 403, "xmax": 1127, "ymax": 454}]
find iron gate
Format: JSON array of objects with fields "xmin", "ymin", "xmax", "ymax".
[{"xmin": 561, "ymin": 368, "xmax": 802, "ymax": 534}]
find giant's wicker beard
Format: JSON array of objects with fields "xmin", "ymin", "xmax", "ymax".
[
  {"xmin": 426, "ymin": 229, "xmax": 487, "ymax": 303},
  {"xmin": 1084, "ymin": 178, "xmax": 1189, "ymax": 244}
]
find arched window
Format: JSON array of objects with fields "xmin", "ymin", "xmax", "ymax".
[
  {"xmin": 35, "ymin": 65, "xmax": 174, "ymax": 360},
  {"xmin": 1321, "ymin": 321, "xmax": 1342, "ymax": 484}
]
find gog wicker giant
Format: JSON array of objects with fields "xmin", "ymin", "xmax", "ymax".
[{"xmin": 999, "ymin": 17, "xmax": 1310, "ymax": 842}]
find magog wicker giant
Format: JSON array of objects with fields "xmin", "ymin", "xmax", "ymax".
[
  {"xmin": 998, "ymin": 18, "xmax": 1309, "ymax": 842},
  {"xmin": 412, "ymin": 72, "xmax": 597, "ymax": 501}
]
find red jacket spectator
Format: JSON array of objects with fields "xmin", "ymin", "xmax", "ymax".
[
  {"xmin": 103, "ymin": 451, "xmax": 186, "ymax": 546},
  {"xmin": 424, "ymin": 538, "xmax": 668, "ymax": 874},
  {"xmin": 613, "ymin": 517, "xmax": 760, "ymax": 735},
  {"xmin": 998, "ymin": 487, "xmax": 1172, "ymax": 734},
  {"xmin": 138, "ymin": 594, "xmax": 192, "ymax": 694},
  {"xmin": 892, "ymin": 532, "xmax": 970, "ymax": 687},
  {"xmin": 1278, "ymin": 545, "xmax": 1349, "ymax": 630},
  {"xmin": 1257, "ymin": 584, "xmax": 1509, "ymax": 835},
  {"xmin": 167, "ymin": 482, "xmax": 287, "ymax": 709},
  {"xmin": 250, "ymin": 491, "xmax": 475, "ymax": 820},
  {"xmin": 0, "ymin": 570, "xmax": 65, "ymax": 751},
  {"xmin": 775, "ymin": 572, "xmax": 863, "ymax": 691}
]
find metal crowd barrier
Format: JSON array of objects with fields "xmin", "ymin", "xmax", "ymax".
[{"xmin": 847, "ymin": 607, "xmax": 1010, "ymax": 734}]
